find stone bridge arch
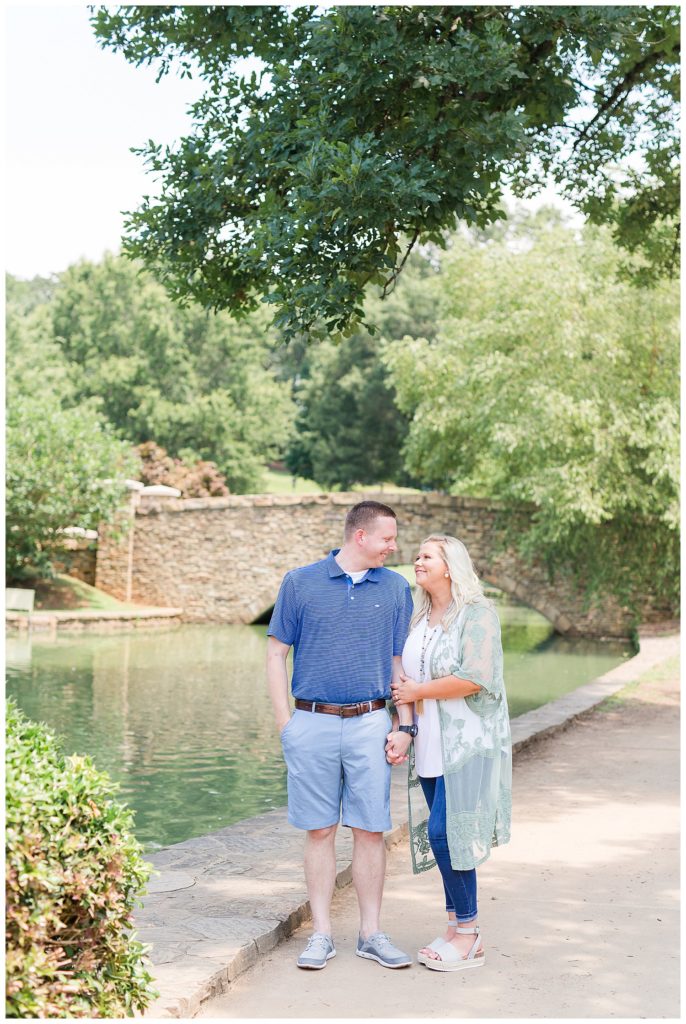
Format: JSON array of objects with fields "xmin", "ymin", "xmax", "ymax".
[{"xmin": 96, "ymin": 491, "xmax": 643, "ymax": 639}]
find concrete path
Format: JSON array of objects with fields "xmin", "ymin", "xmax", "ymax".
[{"xmin": 198, "ymin": 641, "xmax": 679, "ymax": 1020}]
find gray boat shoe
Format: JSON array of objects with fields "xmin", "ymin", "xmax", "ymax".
[
  {"xmin": 356, "ymin": 931, "xmax": 412, "ymax": 969},
  {"xmin": 297, "ymin": 932, "xmax": 336, "ymax": 969}
]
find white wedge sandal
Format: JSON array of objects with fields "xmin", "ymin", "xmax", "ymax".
[
  {"xmin": 424, "ymin": 923, "xmax": 485, "ymax": 972},
  {"xmin": 417, "ymin": 922, "xmax": 457, "ymax": 965}
]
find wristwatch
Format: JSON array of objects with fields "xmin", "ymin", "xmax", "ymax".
[{"xmin": 398, "ymin": 724, "xmax": 418, "ymax": 738}]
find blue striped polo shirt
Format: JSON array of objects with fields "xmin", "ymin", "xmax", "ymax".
[{"xmin": 268, "ymin": 549, "xmax": 414, "ymax": 704}]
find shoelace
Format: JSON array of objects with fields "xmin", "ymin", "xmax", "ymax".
[{"xmin": 305, "ymin": 935, "xmax": 329, "ymax": 951}]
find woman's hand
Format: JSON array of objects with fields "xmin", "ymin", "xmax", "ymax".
[
  {"xmin": 385, "ymin": 730, "xmax": 412, "ymax": 765},
  {"xmin": 390, "ymin": 672, "xmax": 420, "ymax": 706}
]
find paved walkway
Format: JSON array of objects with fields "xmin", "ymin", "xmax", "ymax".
[{"xmin": 198, "ymin": 641, "xmax": 679, "ymax": 1020}]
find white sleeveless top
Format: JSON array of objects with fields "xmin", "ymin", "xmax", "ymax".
[{"xmin": 401, "ymin": 620, "xmax": 443, "ymax": 777}]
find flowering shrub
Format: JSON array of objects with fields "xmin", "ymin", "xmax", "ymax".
[
  {"xmin": 135, "ymin": 441, "xmax": 230, "ymax": 497},
  {"xmin": 5, "ymin": 701, "xmax": 157, "ymax": 1017}
]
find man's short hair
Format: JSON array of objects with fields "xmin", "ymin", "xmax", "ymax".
[{"xmin": 344, "ymin": 500, "xmax": 397, "ymax": 538}]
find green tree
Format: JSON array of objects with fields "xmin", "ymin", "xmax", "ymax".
[
  {"xmin": 286, "ymin": 333, "xmax": 411, "ymax": 490},
  {"xmin": 92, "ymin": 5, "xmax": 679, "ymax": 339},
  {"xmin": 6, "ymin": 272, "xmax": 59, "ymax": 315},
  {"xmin": 50, "ymin": 253, "xmax": 295, "ymax": 491},
  {"xmin": 6, "ymin": 273, "xmax": 74, "ymax": 405},
  {"xmin": 6, "ymin": 395, "xmax": 137, "ymax": 580},
  {"xmin": 385, "ymin": 218, "xmax": 679, "ymax": 610},
  {"xmin": 286, "ymin": 251, "xmax": 439, "ymax": 488}
]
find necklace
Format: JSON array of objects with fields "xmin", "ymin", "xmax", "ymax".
[
  {"xmin": 419, "ymin": 614, "xmax": 439, "ymax": 682},
  {"xmin": 416, "ymin": 614, "xmax": 439, "ymax": 716}
]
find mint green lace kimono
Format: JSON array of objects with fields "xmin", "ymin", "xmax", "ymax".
[{"xmin": 408, "ymin": 599, "xmax": 512, "ymax": 873}]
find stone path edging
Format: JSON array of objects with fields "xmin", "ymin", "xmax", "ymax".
[
  {"xmin": 137, "ymin": 630, "xmax": 679, "ymax": 1019},
  {"xmin": 510, "ymin": 630, "xmax": 679, "ymax": 750},
  {"xmin": 6, "ymin": 607, "xmax": 183, "ymax": 632}
]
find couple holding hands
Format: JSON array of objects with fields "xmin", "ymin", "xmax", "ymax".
[{"xmin": 267, "ymin": 500, "xmax": 512, "ymax": 973}]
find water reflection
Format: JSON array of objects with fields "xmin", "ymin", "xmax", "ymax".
[{"xmin": 6, "ymin": 606, "xmax": 630, "ymax": 850}]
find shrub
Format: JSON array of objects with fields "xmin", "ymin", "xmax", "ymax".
[
  {"xmin": 135, "ymin": 441, "xmax": 230, "ymax": 497},
  {"xmin": 5, "ymin": 701, "xmax": 157, "ymax": 1018},
  {"xmin": 6, "ymin": 394, "xmax": 136, "ymax": 582}
]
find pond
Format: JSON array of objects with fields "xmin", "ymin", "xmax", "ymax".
[{"xmin": 6, "ymin": 599, "xmax": 631, "ymax": 850}]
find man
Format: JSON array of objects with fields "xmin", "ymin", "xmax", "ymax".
[{"xmin": 267, "ymin": 500, "xmax": 417, "ymax": 970}]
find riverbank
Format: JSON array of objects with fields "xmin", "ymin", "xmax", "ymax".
[
  {"xmin": 6, "ymin": 607, "xmax": 184, "ymax": 632},
  {"xmin": 135, "ymin": 629, "xmax": 679, "ymax": 1019},
  {"xmin": 6, "ymin": 573, "xmax": 184, "ymax": 632}
]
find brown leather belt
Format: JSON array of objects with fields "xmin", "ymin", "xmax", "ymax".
[{"xmin": 294, "ymin": 698, "xmax": 387, "ymax": 718}]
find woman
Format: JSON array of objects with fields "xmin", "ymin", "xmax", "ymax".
[{"xmin": 390, "ymin": 534, "xmax": 512, "ymax": 972}]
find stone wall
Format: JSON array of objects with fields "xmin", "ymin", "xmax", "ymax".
[
  {"xmin": 94, "ymin": 491, "xmax": 672, "ymax": 638},
  {"xmin": 53, "ymin": 540, "xmax": 97, "ymax": 587}
]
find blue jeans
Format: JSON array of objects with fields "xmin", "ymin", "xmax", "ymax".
[{"xmin": 419, "ymin": 775, "xmax": 478, "ymax": 922}]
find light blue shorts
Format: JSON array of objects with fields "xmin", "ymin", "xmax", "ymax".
[{"xmin": 280, "ymin": 707, "xmax": 392, "ymax": 832}]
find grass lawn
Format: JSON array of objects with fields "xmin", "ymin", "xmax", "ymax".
[
  {"xmin": 259, "ymin": 468, "xmax": 422, "ymax": 496},
  {"xmin": 10, "ymin": 575, "xmax": 156, "ymax": 613},
  {"xmin": 258, "ymin": 468, "xmax": 323, "ymax": 494}
]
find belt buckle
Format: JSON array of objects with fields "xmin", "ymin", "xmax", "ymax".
[{"xmin": 339, "ymin": 705, "xmax": 346, "ymax": 717}]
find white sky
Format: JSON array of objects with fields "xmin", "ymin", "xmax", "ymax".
[
  {"xmin": 4, "ymin": 3, "xmax": 578, "ymax": 281},
  {"xmin": 5, "ymin": 4, "xmax": 205, "ymax": 279}
]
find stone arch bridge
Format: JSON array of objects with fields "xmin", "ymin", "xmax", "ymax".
[{"xmin": 95, "ymin": 491, "xmax": 653, "ymax": 639}]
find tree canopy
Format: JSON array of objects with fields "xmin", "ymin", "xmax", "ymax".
[
  {"xmin": 286, "ymin": 332, "xmax": 412, "ymax": 490},
  {"xmin": 285, "ymin": 252, "xmax": 439, "ymax": 488},
  {"xmin": 385, "ymin": 215, "xmax": 680, "ymax": 611},
  {"xmin": 92, "ymin": 4, "xmax": 679, "ymax": 339},
  {"xmin": 49, "ymin": 254, "xmax": 295, "ymax": 491}
]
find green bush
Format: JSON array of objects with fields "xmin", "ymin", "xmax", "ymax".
[
  {"xmin": 5, "ymin": 701, "xmax": 157, "ymax": 1018},
  {"xmin": 6, "ymin": 394, "xmax": 137, "ymax": 581}
]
